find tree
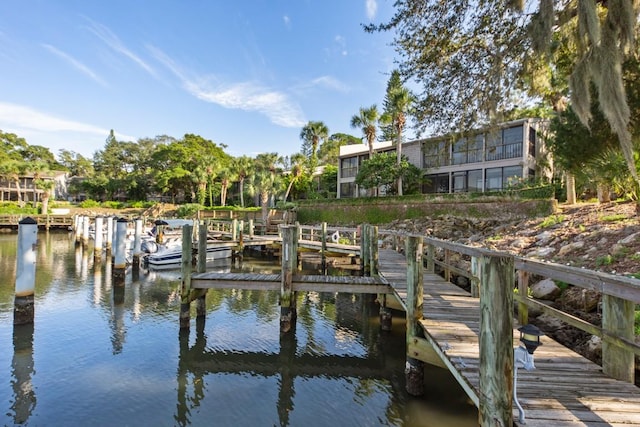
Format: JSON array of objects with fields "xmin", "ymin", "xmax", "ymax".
[
  {"xmin": 380, "ymin": 70, "xmax": 404, "ymax": 141},
  {"xmin": 300, "ymin": 121, "xmax": 329, "ymax": 171},
  {"xmin": 317, "ymin": 133, "xmax": 360, "ymax": 166},
  {"xmin": 34, "ymin": 179, "xmax": 55, "ymax": 214},
  {"xmin": 58, "ymin": 149, "xmax": 94, "ymax": 177},
  {"xmin": 355, "ymin": 152, "xmax": 421, "ymax": 196},
  {"xmin": 381, "ymin": 86, "xmax": 414, "ymax": 196},
  {"xmin": 350, "ymin": 105, "xmax": 380, "ymax": 159},
  {"xmin": 367, "ymin": 1, "xmax": 640, "ymax": 199},
  {"xmin": 282, "ymin": 153, "xmax": 307, "ymax": 202},
  {"xmin": 232, "ymin": 155, "xmax": 253, "ymax": 207},
  {"xmin": 249, "ymin": 153, "xmax": 282, "ymax": 223}
]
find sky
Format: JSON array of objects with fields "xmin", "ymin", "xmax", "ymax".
[{"xmin": 0, "ymin": 0, "xmax": 398, "ymax": 160}]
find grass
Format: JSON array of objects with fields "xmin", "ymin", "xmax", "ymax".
[
  {"xmin": 596, "ymin": 254, "xmax": 615, "ymax": 267},
  {"xmin": 635, "ymin": 308, "xmax": 640, "ymax": 336},
  {"xmin": 539, "ymin": 214, "xmax": 565, "ymax": 229},
  {"xmin": 600, "ymin": 214, "xmax": 627, "ymax": 222}
]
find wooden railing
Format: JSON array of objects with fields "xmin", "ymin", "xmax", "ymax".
[
  {"xmin": 0, "ymin": 214, "xmax": 74, "ymax": 229},
  {"xmin": 375, "ymin": 228, "xmax": 640, "ymax": 384}
]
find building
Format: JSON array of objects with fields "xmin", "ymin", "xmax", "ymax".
[
  {"xmin": 337, "ymin": 118, "xmax": 550, "ymax": 198},
  {"xmin": 0, "ymin": 171, "xmax": 68, "ymax": 203}
]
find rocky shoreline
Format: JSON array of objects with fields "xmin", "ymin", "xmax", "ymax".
[{"xmin": 379, "ymin": 200, "xmax": 640, "ymax": 383}]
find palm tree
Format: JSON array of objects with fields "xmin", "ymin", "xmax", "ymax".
[
  {"xmin": 30, "ymin": 162, "xmax": 48, "ymax": 208},
  {"xmin": 34, "ymin": 179, "xmax": 55, "ymax": 214},
  {"xmin": 300, "ymin": 121, "xmax": 329, "ymax": 170},
  {"xmin": 217, "ymin": 166, "xmax": 234, "ymax": 207},
  {"xmin": 283, "ymin": 153, "xmax": 307, "ymax": 202},
  {"xmin": 249, "ymin": 153, "xmax": 282, "ymax": 224},
  {"xmin": 232, "ymin": 155, "xmax": 253, "ymax": 207},
  {"xmin": 381, "ymin": 87, "xmax": 414, "ymax": 196},
  {"xmin": 350, "ymin": 105, "xmax": 380, "ymax": 159}
]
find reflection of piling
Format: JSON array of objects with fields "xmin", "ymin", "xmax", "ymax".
[
  {"xmin": 11, "ymin": 323, "xmax": 35, "ymax": 425},
  {"xmin": 320, "ymin": 222, "xmax": 327, "ymax": 274},
  {"xmin": 94, "ymin": 216, "xmax": 104, "ymax": 263},
  {"xmin": 280, "ymin": 225, "xmax": 297, "ymax": 333},
  {"xmin": 14, "ymin": 218, "xmax": 37, "ymax": 325},
  {"xmin": 112, "ymin": 217, "xmax": 128, "ymax": 286}
]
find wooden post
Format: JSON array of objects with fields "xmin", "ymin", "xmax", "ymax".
[
  {"xmin": 180, "ymin": 224, "xmax": 193, "ymax": 329},
  {"xmin": 73, "ymin": 215, "xmax": 80, "ymax": 244},
  {"xmin": 444, "ymin": 248, "xmax": 451, "ymax": 283},
  {"xmin": 231, "ymin": 219, "xmax": 238, "ymax": 241},
  {"xmin": 361, "ymin": 224, "xmax": 370, "ymax": 276},
  {"xmin": 14, "ymin": 217, "xmax": 37, "ymax": 325},
  {"xmin": 517, "ymin": 269, "xmax": 529, "ymax": 325},
  {"xmin": 198, "ymin": 221, "xmax": 207, "ymax": 273},
  {"xmin": 405, "ymin": 235, "xmax": 425, "ymax": 395},
  {"xmin": 479, "ymin": 252, "xmax": 514, "ymax": 427},
  {"xmin": 280, "ymin": 225, "xmax": 297, "ymax": 333},
  {"xmin": 370, "ymin": 225, "xmax": 379, "ymax": 276},
  {"xmin": 82, "ymin": 215, "xmax": 90, "ymax": 249},
  {"xmin": 113, "ymin": 218, "xmax": 128, "ymax": 286},
  {"xmin": 110, "ymin": 216, "xmax": 118, "ymax": 259},
  {"xmin": 94, "ymin": 216, "xmax": 104, "ymax": 263},
  {"xmin": 321, "ymin": 222, "xmax": 327, "ymax": 274},
  {"xmin": 602, "ymin": 294, "xmax": 635, "ymax": 383},
  {"xmin": 131, "ymin": 218, "xmax": 143, "ymax": 275},
  {"xmin": 425, "ymin": 243, "xmax": 435, "ymax": 274},
  {"xmin": 470, "ymin": 256, "xmax": 482, "ymax": 298},
  {"xmin": 237, "ymin": 220, "xmax": 244, "ymax": 263},
  {"xmin": 248, "ymin": 219, "xmax": 254, "ymax": 237},
  {"xmin": 196, "ymin": 221, "xmax": 208, "ymax": 320},
  {"xmin": 106, "ymin": 216, "xmax": 114, "ymax": 254}
]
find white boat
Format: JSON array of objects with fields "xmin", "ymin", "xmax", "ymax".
[{"xmin": 145, "ymin": 238, "xmax": 232, "ymax": 268}]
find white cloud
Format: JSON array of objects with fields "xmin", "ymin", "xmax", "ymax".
[
  {"xmin": 334, "ymin": 35, "xmax": 348, "ymax": 56},
  {"xmin": 311, "ymin": 76, "xmax": 350, "ymax": 92},
  {"xmin": 366, "ymin": 0, "xmax": 378, "ymax": 21},
  {"xmin": 148, "ymin": 45, "xmax": 306, "ymax": 128},
  {"xmin": 42, "ymin": 44, "xmax": 107, "ymax": 86},
  {"xmin": 83, "ymin": 18, "xmax": 158, "ymax": 79},
  {"xmin": 0, "ymin": 102, "xmax": 135, "ymax": 141},
  {"xmin": 283, "ymin": 15, "xmax": 291, "ymax": 29}
]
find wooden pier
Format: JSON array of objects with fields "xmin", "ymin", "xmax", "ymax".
[{"xmin": 183, "ymin": 223, "xmax": 640, "ymax": 426}]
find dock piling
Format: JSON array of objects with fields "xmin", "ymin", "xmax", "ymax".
[
  {"xmin": 180, "ymin": 224, "xmax": 194, "ymax": 329},
  {"xmin": 112, "ymin": 218, "xmax": 128, "ymax": 286},
  {"xmin": 405, "ymin": 235, "xmax": 424, "ymax": 396},
  {"xmin": 14, "ymin": 218, "xmax": 38, "ymax": 325},
  {"xmin": 280, "ymin": 225, "xmax": 298, "ymax": 333}
]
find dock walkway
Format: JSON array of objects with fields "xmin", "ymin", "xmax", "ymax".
[{"xmin": 378, "ymin": 248, "xmax": 640, "ymax": 427}]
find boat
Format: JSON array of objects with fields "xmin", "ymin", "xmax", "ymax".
[
  {"xmin": 145, "ymin": 241, "xmax": 232, "ymax": 269},
  {"xmin": 143, "ymin": 220, "xmax": 232, "ymax": 269}
]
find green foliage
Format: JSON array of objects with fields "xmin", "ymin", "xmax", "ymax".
[
  {"xmin": 80, "ymin": 199, "xmax": 101, "ymax": 208},
  {"xmin": 600, "ymin": 214, "xmax": 627, "ymax": 222},
  {"xmin": 596, "ymin": 254, "xmax": 614, "ymax": 267},
  {"xmin": 175, "ymin": 203, "xmax": 203, "ymax": 218},
  {"xmin": 0, "ymin": 202, "xmax": 38, "ymax": 214},
  {"xmin": 102, "ymin": 201, "xmax": 123, "ymax": 209},
  {"xmin": 539, "ymin": 214, "xmax": 565, "ymax": 228},
  {"xmin": 635, "ymin": 307, "xmax": 640, "ymax": 336}
]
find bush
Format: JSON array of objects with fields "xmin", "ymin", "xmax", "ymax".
[
  {"xmin": 176, "ymin": 203, "xmax": 203, "ymax": 218},
  {"xmin": 0, "ymin": 202, "xmax": 38, "ymax": 214},
  {"xmin": 80, "ymin": 199, "xmax": 101, "ymax": 208},
  {"xmin": 102, "ymin": 201, "xmax": 123, "ymax": 209}
]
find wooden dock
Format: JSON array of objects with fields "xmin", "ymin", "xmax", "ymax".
[
  {"xmin": 176, "ymin": 222, "xmax": 640, "ymax": 426},
  {"xmin": 378, "ymin": 248, "xmax": 640, "ymax": 427}
]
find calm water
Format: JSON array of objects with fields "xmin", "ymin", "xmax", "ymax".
[{"xmin": 0, "ymin": 232, "xmax": 477, "ymax": 427}]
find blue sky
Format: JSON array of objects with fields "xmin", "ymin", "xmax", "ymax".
[{"xmin": 0, "ymin": 1, "xmax": 397, "ymax": 160}]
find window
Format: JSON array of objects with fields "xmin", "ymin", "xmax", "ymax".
[
  {"xmin": 528, "ymin": 128, "xmax": 536, "ymax": 157},
  {"xmin": 340, "ymin": 157, "xmax": 358, "ymax": 178},
  {"xmin": 452, "ymin": 135, "xmax": 483, "ymax": 165},
  {"xmin": 423, "ymin": 173, "xmax": 450, "ymax": 193},
  {"xmin": 452, "ymin": 169, "xmax": 483, "ymax": 192},
  {"xmin": 423, "ymin": 140, "xmax": 449, "ymax": 168},
  {"xmin": 485, "ymin": 166, "xmax": 523, "ymax": 191},
  {"xmin": 485, "ymin": 125, "xmax": 524, "ymax": 161},
  {"xmin": 340, "ymin": 182, "xmax": 355, "ymax": 198}
]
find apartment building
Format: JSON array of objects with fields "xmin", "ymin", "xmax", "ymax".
[{"xmin": 337, "ymin": 118, "xmax": 549, "ymax": 198}]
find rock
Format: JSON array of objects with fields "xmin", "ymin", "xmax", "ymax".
[
  {"xmin": 619, "ymin": 231, "xmax": 640, "ymax": 245},
  {"xmin": 531, "ymin": 278, "xmax": 561, "ymax": 300},
  {"xmin": 535, "ymin": 230, "xmax": 554, "ymax": 244},
  {"xmin": 558, "ymin": 240, "xmax": 585, "ymax": 257},
  {"xmin": 559, "ymin": 287, "xmax": 601, "ymax": 312},
  {"xmin": 510, "ymin": 238, "xmax": 529, "ymax": 249},
  {"xmin": 526, "ymin": 246, "xmax": 555, "ymax": 258}
]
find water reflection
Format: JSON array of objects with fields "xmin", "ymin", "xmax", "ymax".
[
  {"xmin": 0, "ymin": 232, "xmax": 478, "ymax": 427},
  {"xmin": 10, "ymin": 323, "xmax": 36, "ymax": 425}
]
